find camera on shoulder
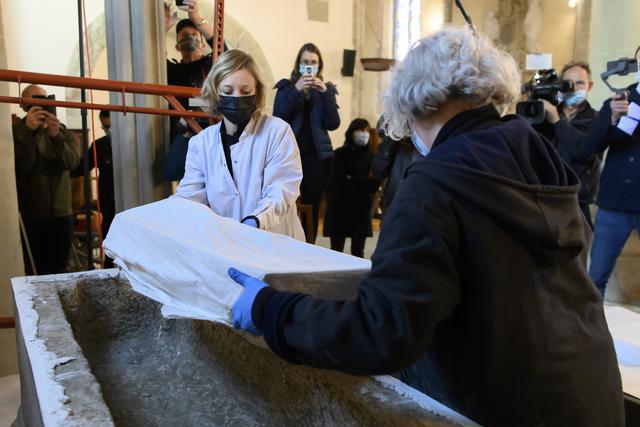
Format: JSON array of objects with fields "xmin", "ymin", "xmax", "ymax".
[{"xmin": 516, "ymin": 69, "xmax": 574, "ymax": 125}]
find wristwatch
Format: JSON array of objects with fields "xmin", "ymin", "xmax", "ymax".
[{"xmin": 197, "ymin": 19, "xmax": 209, "ymax": 27}]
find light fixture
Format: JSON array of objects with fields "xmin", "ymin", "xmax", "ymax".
[{"xmin": 568, "ymin": 0, "xmax": 577, "ymax": 8}]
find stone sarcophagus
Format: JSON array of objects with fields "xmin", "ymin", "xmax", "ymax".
[{"xmin": 12, "ymin": 270, "xmax": 477, "ymax": 427}]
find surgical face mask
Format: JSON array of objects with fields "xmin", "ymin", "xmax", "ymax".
[
  {"xmin": 299, "ymin": 64, "xmax": 318, "ymax": 78},
  {"xmin": 562, "ymin": 89, "xmax": 587, "ymax": 108},
  {"xmin": 353, "ymin": 131, "xmax": 369, "ymax": 146},
  {"xmin": 178, "ymin": 34, "xmax": 200, "ymax": 52},
  {"xmin": 218, "ymin": 95, "xmax": 256, "ymax": 125},
  {"xmin": 411, "ymin": 128, "xmax": 430, "ymax": 157}
]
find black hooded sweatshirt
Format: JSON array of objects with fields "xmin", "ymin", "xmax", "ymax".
[{"xmin": 251, "ymin": 107, "xmax": 624, "ymax": 427}]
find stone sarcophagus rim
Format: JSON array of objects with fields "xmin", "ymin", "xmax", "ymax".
[{"xmin": 12, "ymin": 269, "xmax": 478, "ymax": 427}]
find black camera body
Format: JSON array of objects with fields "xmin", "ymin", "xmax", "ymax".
[
  {"xmin": 516, "ymin": 69, "xmax": 574, "ymax": 125},
  {"xmin": 32, "ymin": 94, "xmax": 57, "ymax": 116}
]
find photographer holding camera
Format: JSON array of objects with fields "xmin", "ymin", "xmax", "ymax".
[
  {"xmin": 273, "ymin": 43, "xmax": 340, "ymax": 243},
  {"xmin": 165, "ymin": 1, "xmax": 213, "ymax": 99},
  {"xmin": 12, "ymin": 84, "xmax": 81, "ymax": 274},
  {"xmin": 163, "ymin": 0, "xmax": 216, "ymax": 181},
  {"xmin": 534, "ymin": 61, "xmax": 601, "ymax": 227},
  {"xmin": 575, "ymin": 46, "xmax": 640, "ymax": 297}
]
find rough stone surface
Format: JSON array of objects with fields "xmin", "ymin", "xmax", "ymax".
[{"xmin": 15, "ymin": 272, "xmax": 475, "ymax": 426}]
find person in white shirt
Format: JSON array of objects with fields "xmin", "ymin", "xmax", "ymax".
[{"xmin": 175, "ymin": 49, "xmax": 305, "ymax": 240}]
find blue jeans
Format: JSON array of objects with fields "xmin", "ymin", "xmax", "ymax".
[{"xmin": 589, "ymin": 208, "xmax": 640, "ymax": 296}]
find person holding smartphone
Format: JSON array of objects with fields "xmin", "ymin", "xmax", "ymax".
[
  {"xmin": 163, "ymin": 0, "xmax": 216, "ymax": 181},
  {"xmin": 12, "ymin": 84, "xmax": 81, "ymax": 274},
  {"xmin": 273, "ymin": 43, "xmax": 340, "ymax": 243},
  {"xmin": 570, "ymin": 46, "xmax": 640, "ymax": 297}
]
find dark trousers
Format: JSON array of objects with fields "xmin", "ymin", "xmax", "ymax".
[
  {"xmin": 300, "ymin": 156, "xmax": 332, "ymax": 243},
  {"xmin": 589, "ymin": 208, "xmax": 640, "ymax": 297},
  {"xmin": 330, "ymin": 236, "xmax": 366, "ymax": 258},
  {"xmin": 23, "ymin": 216, "xmax": 74, "ymax": 275},
  {"xmin": 100, "ymin": 200, "xmax": 116, "ymax": 268}
]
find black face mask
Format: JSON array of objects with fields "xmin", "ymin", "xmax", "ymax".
[
  {"xmin": 218, "ymin": 95, "xmax": 256, "ymax": 124},
  {"xmin": 178, "ymin": 35, "xmax": 200, "ymax": 52}
]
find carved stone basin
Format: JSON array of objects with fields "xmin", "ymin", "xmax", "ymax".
[{"xmin": 12, "ymin": 270, "xmax": 476, "ymax": 426}]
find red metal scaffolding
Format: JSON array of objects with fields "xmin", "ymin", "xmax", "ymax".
[{"xmin": 0, "ymin": 0, "xmax": 226, "ymax": 329}]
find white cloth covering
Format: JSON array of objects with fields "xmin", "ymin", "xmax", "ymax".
[
  {"xmin": 103, "ymin": 197, "xmax": 371, "ymax": 325},
  {"xmin": 175, "ymin": 113, "xmax": 305, "ymax": 241},
  {"xmin": 604, "ymin": 305, "xmax": 640, "ymax": 399}
]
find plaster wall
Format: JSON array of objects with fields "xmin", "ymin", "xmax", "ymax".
[
  {"xmin": 587, "ymin": 0, "xmax": 640, "ymax": 108},
  {"xmin": 223, "ymin": 0, "xmax": 355, "ymax": 145},
  {"xmin": 0, "ymin": 0, "xmax": 22, "ymax": 377}
]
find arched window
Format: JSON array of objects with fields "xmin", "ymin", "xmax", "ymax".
[{"xmin": 394, "ymin": 0, "xmax": 421, "ymax": 60}]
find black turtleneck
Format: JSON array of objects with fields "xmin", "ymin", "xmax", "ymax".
[{"xmin": 220, "ymin": 119, "xmax": 249, "ymax": 177}]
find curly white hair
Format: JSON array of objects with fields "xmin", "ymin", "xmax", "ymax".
[{"xmin": 383, "ymin": 26, "xmax": 521, "ymax": 140}]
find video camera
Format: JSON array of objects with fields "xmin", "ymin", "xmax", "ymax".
[{"xmin": 516, "ymin": 69, "xmax": 574, "ymax": 125}]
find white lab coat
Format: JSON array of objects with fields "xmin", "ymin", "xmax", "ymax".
[{"xmin": 175, "ymin": 114, "xmax": 305, "ymax": 241}]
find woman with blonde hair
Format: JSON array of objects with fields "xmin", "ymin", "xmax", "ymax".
[
  {"xmin": 175, "ymin": 49, "xmax": 305, "ymax": 240},
  {"xmin": 227, "ymin": 27, "xmax": 624, "ymax": 426}
]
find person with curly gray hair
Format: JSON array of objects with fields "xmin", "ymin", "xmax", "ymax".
[{"xmin": 227, "ymin": 27, "xmax": 624, "ymax": 426}]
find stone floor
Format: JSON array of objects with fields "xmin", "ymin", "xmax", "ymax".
[{"xmin": 0, "ymin": 374, "xmax": 19, "ymax": 427}]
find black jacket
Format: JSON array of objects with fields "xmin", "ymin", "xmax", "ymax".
[
  {"xmin": 166, "ymin": 40, "xmax": 214, "ymax": 138},
  {"xmin": 71, "ymin": 135, "xmax": 114, "ymax": 208},
  {"xmin": 323, "ymin": 142, "xmax": 379, "ymax": 238},
  {"xmin": 575, "ymin": 83, "xmax": 640, "ymax": 211},
  {"xmin": 273, "ymin": 79, "xmax": 340, "ymax": 160},
  {"xmin": 252, "ymin": 107, "xmax": 624, "ymax": 426},
  {"xmin": 370, "ymin": 136, "xmax": 416, "ymax": 214},
  {"xmin": 534, "ymin": 101, "xmax": 601, "ymax": 204}
]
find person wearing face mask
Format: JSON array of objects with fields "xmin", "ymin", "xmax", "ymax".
[
  {"xmin": 164, "ymin": 0, "xmax": 218, "ymax": 175},
  {"xmin": 226, "ymin": 28, "xmax": 624, "ymax": 426},
  {"xmin": 322, "ymin": 119, "xmax": 380, "ymax": 258},
  {"xmin": 175, "ymin": 49, "xmax": 305, "ymax": 240},
  {"xmin": 165, "ymin": 1, "xmax": 214, "ymax": 107},
  {"xmin": 570, "ymin": 46, "xmax": 640, "ymax": 298},
  {"xmin": 534, "ymin": 62, "xmax": 601, "ymax": 227},
  {"xmin": 273, "ymin": 43, "xmax": 341, "ymax": 243},
  {"xmin": 70, "ymin": 110, "xmax": 116, "ymax": 267}
]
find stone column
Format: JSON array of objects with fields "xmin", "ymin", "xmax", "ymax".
[
  {"xmin": 497, "ymin": 0, "xmax": 529, "ymax": 68},
  {"xmin": 104, "ymin": 0, "xmax": 171, "ymax": 212},
  {"xmin": 0, "ymin": 0, "xmax": 23, "ymax": 376},
  {"xmin": 352, "ymin": 0, "xmax": 392, "ymax": 125},
  {"xmin": 573, "ymin": 0, "xmax": 591, "ymax": 61}
]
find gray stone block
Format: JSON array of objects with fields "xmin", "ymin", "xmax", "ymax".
[{"xmin": 12, "ymin": 271, "xmax": 476, "ymax": 426}]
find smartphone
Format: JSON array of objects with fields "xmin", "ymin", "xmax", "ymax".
[
  {"xmin": 175, "ymin": 0, "xmax": 186, "ymax": 6},
  {"xmin": 606, "ymin": 58, "xmax": 638, "ymax": 76},
  {"xmin": 303, "ymin": 65, "xmax": 317, "ymax": 79},
  {"xmin": 32, "ymin": 94, "xmax": 57, "ymax": 116}
]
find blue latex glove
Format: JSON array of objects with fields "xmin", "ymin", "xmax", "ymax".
[
  {"xmin": 228, "ymin": 267, "xmax": 267, "ymax": 335},
  {"xmin": 242, "ymin": 218, "xmax": 258, "ymax": 228}
]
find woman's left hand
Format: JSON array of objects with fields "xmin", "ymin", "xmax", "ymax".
[{"xmin": 312, "ymin": 78, "xmax": 327, "ymax": 93}]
